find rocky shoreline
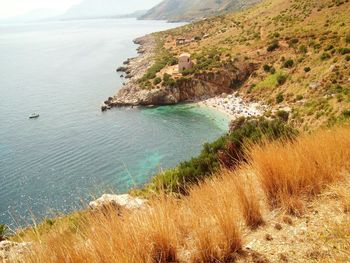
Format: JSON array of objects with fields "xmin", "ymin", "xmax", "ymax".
[
  {"xmin": 101, "ymin": 34, "xmax": 158, "ymax": 111},
  {"xmin": 102, "ymin": 32, "xmax": 259, "ymax": 111}
]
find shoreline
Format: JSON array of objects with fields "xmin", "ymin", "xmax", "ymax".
[
  {"xmin": 196, "ymin": 92, "xmax": 266, "ymax": 121},
  {"xmin": 102, "ymin": 34, "xmax": 157, "ymax": 110}
]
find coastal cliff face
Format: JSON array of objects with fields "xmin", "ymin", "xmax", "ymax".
[
  {"xmin": 108, "ymin": 67, "xmax": 256, "ymax": 107},
  {"xmin": 105, "ymin": 36, "xmax": 257, "ymax": 108}
]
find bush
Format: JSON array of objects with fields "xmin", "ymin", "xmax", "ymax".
[
  {"xmin": 0, "ymin": 224, "xmax": 8, "ymax": 241},
  {"xmin": 341, "ymin": 109, "xmax": 350, "ymax": 118},
  {"xmin": 338, "ymin": 47, "xmax": 350, "ymax": 55},
  {"xmin": 162, "ymin": 73, "xmax": 176, "ymax": 87},
  {"xmin": 288, "ymin": 38, "xmax": 299, "ymax": 47},
  {"xmin": 153, "ymin": 77, "xmax": 161, "ymax": 85},
  {"xmin": 150, "ymin": 118, "xmax": 297, "ymax": 193},
  {"xmin": 277, "ymin": 74, "xmax": 287, "ymax": 85},
  {"xmin": 267, "ymin": 40, "xmax": 279, "ymax": 52},
  {"xmin": 299, "ymin": 45, "xmax": 308, "ymax": 54},
  {"xmin": 276, "ymin": 110, "xmax": 289, "ymax": 122},
  {"xmin": 276, "ymin": 93, "xmax": 284, "ymax": 104},
  {"xmin": 263, "ymin": 64, "xmax": 271, "ymax": 72},
  {"xmin": 304, "ymin": 67, "xmax": 311, "ymax": 72},
  {"xmin": 321, "ymin": 52, "xmax": 331, "ymax": 60},
  {"xmin": 346, "ymin": 55, "xmax": 350, "ymax": 62},
  {"xmin": 283, "ymin": 59, "xmax": 294, "ymax": 68},
  {"xmin": 296, "ymin": 95, "xmax": 304, "ymax": 101},
  {"xmin": 182, "ymin": 68, "xmax": 195, "ymax": 76},
  {"xmin": 324, "ymin": 44, "xmax": 334, "ymax": 51}
]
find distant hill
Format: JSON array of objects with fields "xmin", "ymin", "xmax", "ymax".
[
  {"xmin": 140, "ymin": 0, "xmax": 261, "ymax": 21},
  {"xmin": 61, "ymin": 0, "xmax": 161, "ymax": 20}
]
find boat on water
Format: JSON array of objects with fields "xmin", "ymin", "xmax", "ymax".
[{"xmin": 29, "ymin": 113, "xmax": 40, "ymax": 119}]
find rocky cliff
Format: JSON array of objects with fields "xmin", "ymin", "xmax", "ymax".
[{"xmin": 104, "ymin": 36, "xmax": 257, "ymax": 109}]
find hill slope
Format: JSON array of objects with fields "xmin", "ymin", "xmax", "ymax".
[
  {"xmin": 13, "ymin": 123, "xmax": 350, "ymax": 262},
  {"xmin": 61, "ymin": 0, "xmax": 160, "ymax": 19},
  {"xmin": 126, "ymin": 0, "xmax": 350, "ymax": 130},
  {"xmin": 140, "ymin": 0, "xmax": 261, "ymax": 21}
]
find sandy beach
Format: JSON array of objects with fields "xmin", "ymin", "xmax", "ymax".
[{"xmin": 197, "ymin": 92, "xmax": 266, "ymax": 120}]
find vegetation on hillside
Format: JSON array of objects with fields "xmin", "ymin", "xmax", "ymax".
[
  {"xmin": 140, "ymin": 0, "xmax": 350, "ymax": 130},
  {"xmin": 20, "ymin": 124, "xmax": 350, "ymax": 262},
  {"xmin": 0, "ymin": 224, "xmax": 9, "ymax": 242},
  {"xmin": 5, "ymin": 1, "xmax": 350, "ymax": 262},
  {"xmin": 141, "ymin": 117, "xmax": 296, "ymax": 194}
]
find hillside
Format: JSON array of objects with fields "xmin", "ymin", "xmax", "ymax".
[
  {"xmin": 2, "ymin": 0, "xmax": 350, "ymax": 261},
  {"xmin": 140, "ymin": 0, "xmax": 261, "ymax": 21},
  {"xmin": 115, "ymin": 0, "xmax": 350, "ymax": 131},
  {"xmin": 6, "ymin": 123, "xmax": 350, "ymax": 262}
]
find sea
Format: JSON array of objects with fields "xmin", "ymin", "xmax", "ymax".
[{"xmin": 0, "ymin": 18, "xmax": 229, "ymax": 227}]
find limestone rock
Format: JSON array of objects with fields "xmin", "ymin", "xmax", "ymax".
[{"xmin": 89, "ymin": 194, "xmax": 147, "ymax": 210}]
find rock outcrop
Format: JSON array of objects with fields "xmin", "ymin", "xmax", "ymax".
[
  {"xmin": 103, "ymin": 34, "xmax": 257, "ymax": 110},
  {"xmin": 89, "ymin": 194, "xmax": 147, "ymax": 210}
]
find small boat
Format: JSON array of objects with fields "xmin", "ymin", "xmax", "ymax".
[{"xmin": 29, "ymin": 113, "xmax": 40, "ymax": 119}]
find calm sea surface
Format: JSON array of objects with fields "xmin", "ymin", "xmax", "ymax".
[{"xmin": 0, "ymin": 19, "xmax": 229, "ymax": 226}]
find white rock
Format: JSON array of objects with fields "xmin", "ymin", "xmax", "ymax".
[{"xmin": 89, "ymin": 194, "xmax": 147, "ymax": 210}]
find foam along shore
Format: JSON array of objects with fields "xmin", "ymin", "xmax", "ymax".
[{"xmin": 198, "ymin": 92, "xmax": 266, "ymax": 120}]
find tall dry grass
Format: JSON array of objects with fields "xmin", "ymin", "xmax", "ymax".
[
  {"xmin": 249, "ymin": 126, "xmax": 350, "ymax": 215},
  {"xmin": 23, "ymin": 125, "xmax": 350, "ymax": 262}
]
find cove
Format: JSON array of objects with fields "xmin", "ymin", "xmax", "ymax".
[{"xmin": 0, "ymin": 18, "xmax": 229, "ymax": 226}]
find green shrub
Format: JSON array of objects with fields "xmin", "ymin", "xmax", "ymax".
[
  {"xmin": 324, "ymin": 44, "xmax": 334, "ymax": 51},
  {"xmin": 338, "ymin": 47, "xmax": 350, "ymax": 55},
  {"xmin": 304, "ymin": 67, "xmax": 311, "ymax": 72},
  {"xmin": 277, "ymin": 74, "xmax": 287, "ymax": 85},
  {"xmin": 153, "ymin": 77, "xmax": 162, "ymax": 85},
  {"xmin": 346, "ymin": 55, "xmax": 350, "ymax": 61},
  {"xmin": 283, "ymin": 59, "xmax": 294, "ymax": 68},
  {"xmin": 257, "ymin": 70, "xmax": 287, "ymax": 89},
  {"xmin": 288, "ymin": 38, "xmax": 299, "ymax": 47},
  {"xmin": 263, "ymin": 64, "xmax": 271, "ymax": 72},
  {"xmin": 269, "ymin": 67, "xmax": 276, "ymax": 74},
  {"xmin": 341, "ymin": 109, "xmax": 350, "ymax": 118},
  {"xmin": 182, "ymin": 68, "xmax": 195, "ymax": 76},
  {"xmin": 320, "ymin": 52, "xmax": 331, "ymax": 60},
  {"xmin": 149, "ymin": 118, "xmax": 297, "ymax": 193},
  {"xmin": 267, "ymin": 40, "xmax": 279, "ymax": 52},
  {"xmin": 299, "ymin": 45, "xmax": 308, "ymax": 54},
  {"xmin": 296, "ymin": 95, "xmax": 304, "ymax": 101},
  {"xmin": 0, "ymin": 224, "xmax": 8, "ymax": 241},
  {"xmin": 276, "ymin": 110, "xmax": 289, "ymax": 121},
  {"xmin": 276, "ymin": 93, "xmax": 284, "ymax": 103},
  {"xmin": 163, "ymin": 73, "xmax": 171, "ymax": 81}
]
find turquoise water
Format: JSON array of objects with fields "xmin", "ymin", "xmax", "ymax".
[{"xmin": 0, "ymin": 19, "xmax": 229, "ymax": 226}]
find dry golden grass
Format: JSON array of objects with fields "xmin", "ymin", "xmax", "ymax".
[
  {"xmin": 22, "ymin": 125, "xmax": 350, "ymax": 262},
  {"xmin": 331, "ymin": 175, "xmax": 350, "ymax": 213},
  {"xmin": 249, "ymin": 125, "xmax": 350, "ymax": 215}
]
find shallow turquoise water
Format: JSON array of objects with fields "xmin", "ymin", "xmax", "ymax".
[{"xmin": 0, "ymin": 19, "xmax": 229, "ymax": 226}]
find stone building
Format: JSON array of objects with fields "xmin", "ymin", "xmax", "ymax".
[{"xmin": 178, "ymin": 53, "xmax": 193, "ymax": 72}]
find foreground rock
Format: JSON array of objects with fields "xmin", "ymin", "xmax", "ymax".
[
  {"xmin": 89, "ymin": 194, "xmax": 147, "ymax": 210},
  {"xmin": 0, "ymin": 241, "xmax": 32, "ymax": 262}
]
